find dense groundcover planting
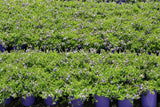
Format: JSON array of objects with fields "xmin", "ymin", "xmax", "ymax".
[
  {"xmin": 0, "ymin": 0, "xmax": 160, "ymax": 54},
  {"xmin": 0, "ymin": 50, "xmax": 160, "ymax": 105},
  {"xmin": 0, "ymin": 0, "xmax": 160, "ymax": 107}
]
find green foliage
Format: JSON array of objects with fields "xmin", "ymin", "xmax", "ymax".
[
  {"xmin": 0, "ymin": 0, "xmax": 159, "ymax": 105},
  {"xmin": 0, "ymin": 50, "xmax": 160, "ymax": 103},
  {"xmin": 0, "ymin": 1, "xmax": 159, "ymax": 53}
]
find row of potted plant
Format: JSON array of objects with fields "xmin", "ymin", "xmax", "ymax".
[
  {"xmin": 0, "ymin": 91, "xmax": 158, "ymax": 107},
  {"xmin": 0, "ymin": 50, "xmax": 159, "ymax": 106},
  {"xmin": 55, "ymin": 0, "xmax": 158, "ymax": 3},
  {"xmin": 0, "ymin": 44, "xmax": 159, "ymax": 57},
  {"xmin": 0, "ymin": 1, "xmax": 159, "ymax": 53}
]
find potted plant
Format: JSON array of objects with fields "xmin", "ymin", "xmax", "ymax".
[
  {"xmin": 38, "ymin": 67, "xmax": 65, "ymax": 106},
  {"xmin": 141, "ymin": 90, "xmax": 157, "ymax": 107},
  {"xmin": 40, "ymin": 83, "xmax": 62, "ymax": 106},
  {"xmin": 4, "ymin": 96, "xmax": 12, "ymax": 105},
  {"xmin": 92, "ymin": 65, "xmax": 113, "ymax": 107},
  {"xmin": 0, "ymin": 97, "xmax": 12, "ymax": 106},
  {"xmin": 0, "ymin": 76, "xmax": 15, "ymax": 106},
  {"xmin": 66, "ymin": 81, "xmax": 89, "ymax": 107},
  {"xmin": 20, "ymin": 94, "xmax": 35, "ymax": 106},
  {"xmin": 19, "ymin": 81, "xmax": 36, "ymax": 106},
  {"xmin": 44, "ymin": 96, "xmax": 58, "ymax": 106},
  {"xmin": 111, "ymin": 70, "xmax": 141, "ymax": 107},
  {"xmin": 0, "ymin": 82, "xmax": 11, "ymax": 105},
  {"xmin": 94, "ymin": 94, "xmax": 110, "ymax": 107},
  {"xmin": 139, "ymin": 55, "xmax": 159, "ymax": 107},
  {"xmin": 141, "ymin": 80, "xmax": 157, "ymax": 107},
  {"xmin": 64, "ymin": 75, "xmax": 91, "ymax": 107},
  {"xmin": 115, "ymin": 84, "xmax": 138, "ymax": 107},
  {"xmin": 92, "ymin": 78, "xmax": 111, "ymax": 107},
  {"xmin": 70, "ymin": 96, "xmax": 84, "ymax": 107},
  {"xmin": 18, "ymin": 68, "xmax": 41, "ymax": 107},
  {"xmin": 0, "ymin": 71, "xmax": 15, "ymax": 106}
]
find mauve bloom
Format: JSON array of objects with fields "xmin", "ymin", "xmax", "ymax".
[
  {"xmin": 24, "ymin": 65, "xmax": 27, "ymax": 68},
  {"xmin": 26, "ymin": 92, "xmax": 30, "ymax": 97},
  {"xmin": 48, "ymin": 94, "xmax": 51, "ymax": 97},
  {"xmin": 95, "ymin": 71, "xmax": 99, "ymax": 73},
  {"xmin": 118, "ymin": 85, "xmax": 121, "ymax": 89},
  {"xmin": 53, "ymin": 68, "xmax": 57, "ymax": 71},
  {"xmin": 40, "ymin": 37, "xmax": 42, "ymax": 41},
  {"xmin": 140, "ymin": 86, "xmax": 143, "ymax": 90},
  {"xmin": 12, "ymin": 93, "xmax": 16, "ymax": 97},
  {"xmin": 105, "ymin": 38, "xmax": 108, "ymax": 42},
  {"xmin": 65, "ymin": 78, "xmax": 69, "ymax": 82},
  {"xmin": 1, "ymin": 88, "xmax": 5, "ymax": 92},
  {"xmin": 126, "ymin": 94, "xmax": 129, "ymax": 99},
  {"xmin": 101, "ymin": 79, "xmax": 105, "ymax": 83},
  {"xmin": 85, "ymin": 42, "xmax": 89, "ymax": 46},
  {"xmin": 94, "ymin": 43, "xmax": 99, "ymax": 46},
  {"xmin": 111, "ymin": 81, "xmax": 113, "ymax": 84},
  {"xmin": 79, "ymin": 70, "xmax": 82, "ymax": 74},
  {"xmin": 59, "ymin": 90, "xmax": 62, "ymax": 95},
  {"xmin": 63, "ymin": 37, "xmax": 67, "ymax": 40},
  {"xmin": 47, "ymin": 35, "xmax": 51, "ymax": 38}
]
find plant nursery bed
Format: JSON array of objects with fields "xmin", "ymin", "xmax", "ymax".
[
  {"xmin": 0, "ymin": 1, "xmax": 160, "ymax": 54},
  {"xmin": 1, "ymin": 94, "xmax": 160, "ymax": 107},
  {"xmin": 0, "ymin": 51, "xmax": 160, "ymax": 107}
]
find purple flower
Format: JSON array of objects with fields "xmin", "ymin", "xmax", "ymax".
[
  {"xmin": 1, "ymin": 88, "xmax": 5, "ymax": 92},
  {"xmin": 65, "ymin": 78, "xmax": 69, "ymax": 82},
  {"xmin": 140, "ymin": 86, "xmax": 143, "ymax": 90},
  {"xmin": 12, "ymin": 93, "xmax": 16, "ymax": 97},
  {"xmin": 59, "ymin": 90, "xmax": 62, "ymax": 95},
  {"xmin": 94, "ymin": 43, "xmax": 99, "ymax": 46},
  {"xmin": 85, "ymin": 42, "xmax": 89, "ymax": 46},
  {"xmin": 47, "ymin": 35, "xmax": 51, "ymax": 38},
  {"xmin": 26, "ymin": 92, "xmax": 30, "ymax": 97},
  {"xmin": 105, "ymin": 38, "xmax": 108, "ymax": 42},
  {"xmin": 118, "ymin": 85, "xmax": 121, "ymax": 89}
]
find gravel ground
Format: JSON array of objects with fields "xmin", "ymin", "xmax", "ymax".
[{"xmin": 1, "ymin": 94, "xmax": 160, "ymax": 107}]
